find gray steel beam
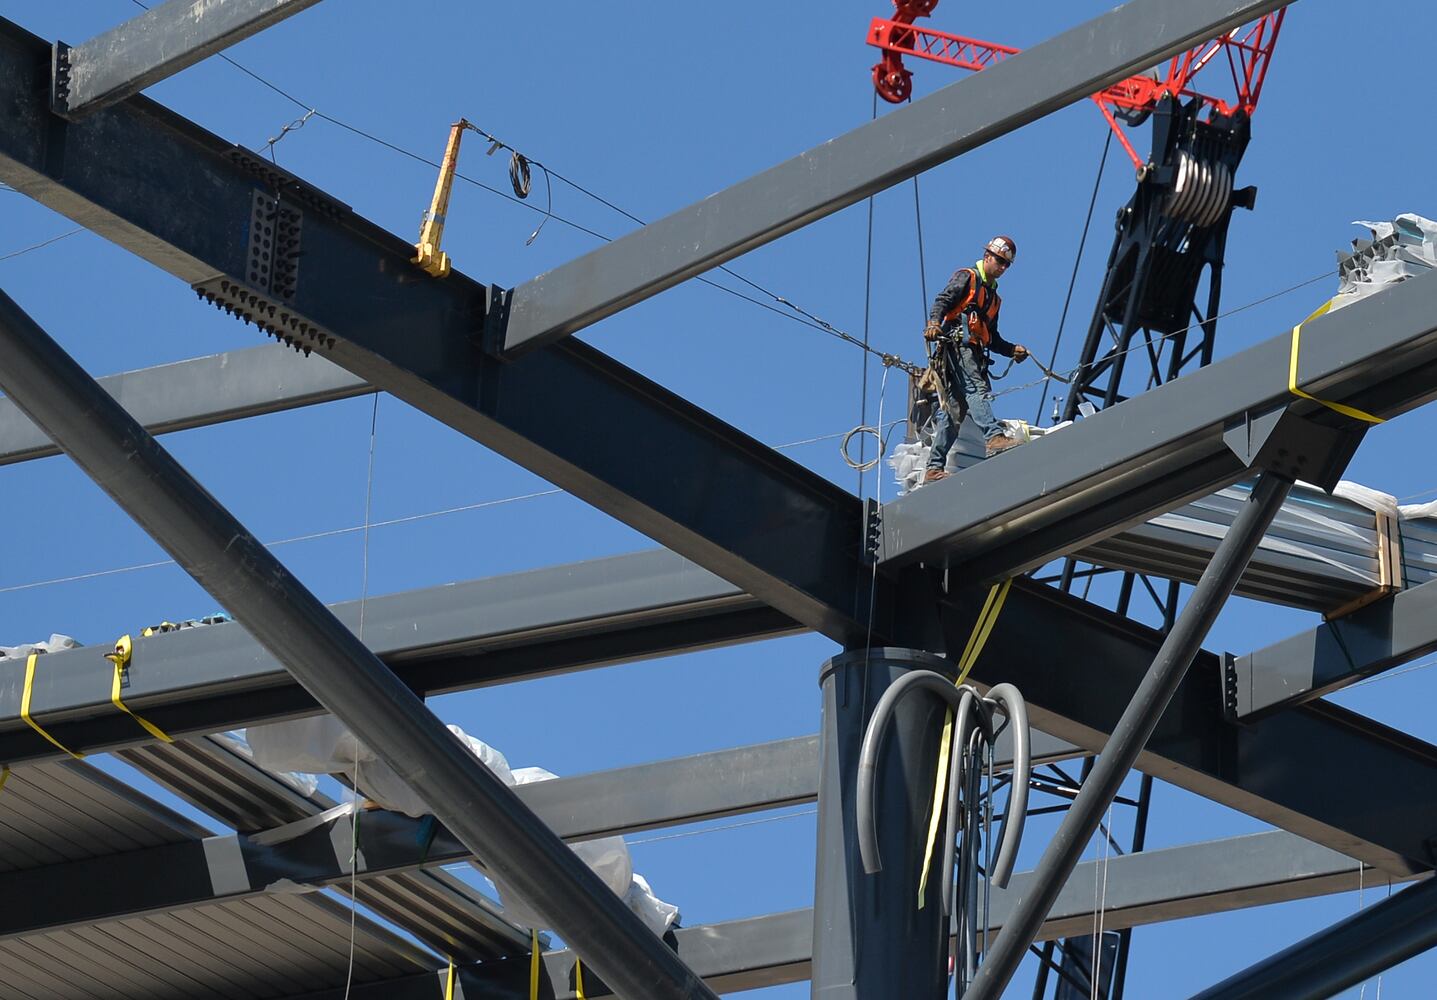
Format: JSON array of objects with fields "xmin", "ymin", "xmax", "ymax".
[
  {"xmin": 0, "ymin": 288, "xmax": 716, "ymax": 1000},
  {"xmin": 877, "ymin": 275, "xmax": 1437, "ymax": 581},
  {"xmin": 3, "ymin": 349, "xmax": 1412, "ymax": 617},
  {"xmin": 1189, "ymin": 875, "xmax": 1437, "ymax": 1000},
  {"xmin": 52, "ymin": 0, "xmax": 325, "ymax": 118},
  {"xmin": 499, "ymin": 0, "xmax": 1288, "ymax": 354},
  {"xmin": 313, "ymin": 830, "xmax": 1412, "ymax": 999},
  {"xmin": 0, "ymin": 730, "xmax": 1080, "ymax": 939},
  {"xmin": 0, "ymin": 16, "xmax": 874, "ymax": 644},
  {"xmin": 7, "ymin": 539, "xmax": 1437, "ymax": 880},
  {"xmin": 953, "ymin": 575, "xmax": 1437, "ymax": 877},
  {"xmin": 1227, "ymin": 576, "xmax": 1437, "ymax": 720},
  {"xmin": 0, "ymin": 343, "xmax": 369, "ymax": 466},
  {"xmin": 0, "ymin": 549, "xmax": 797, "ymax": 766},
  {"xmin": 967, "ymin": 470, "xmax": 1300, "ymax": 1000}
]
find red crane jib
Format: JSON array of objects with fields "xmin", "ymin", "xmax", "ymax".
[{"xmin": 867, "ymin": 5, "xmax": 1286, "ymax": 171}]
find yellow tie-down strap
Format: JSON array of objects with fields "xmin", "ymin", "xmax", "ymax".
[
  {"xmin": 22, "ymin": 653, "xmax": 85, "ymax": 760},
  {"xmin": 527, "ymin": 930, "xmax": 586, "ymax": 1000},
  {"xmin": 916, "ymin": 578, "xmax": 1012, "ymax": 905},
  {"xmin": 1289, "ymin": 300, "xmax": 1385, "ymax": 425},
  {"xmin": 106, "ymin": 635, "xmax": 174, "ymax": 744}
]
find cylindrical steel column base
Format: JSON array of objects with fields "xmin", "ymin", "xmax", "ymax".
[{"xmin": 812, "ymin": 647, "xmax": 955, "ymax": 1000}]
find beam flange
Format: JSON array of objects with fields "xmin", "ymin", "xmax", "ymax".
[
  {"xmin": 52, "ymin": 0, "xmax": 325, "ymax": 118},
  {"xmin": 499, "ymin": 0, "xmax": 1287, "ymax": 354}
]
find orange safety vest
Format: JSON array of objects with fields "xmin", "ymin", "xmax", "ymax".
[{"xmin": 941, "ymin": 266, "xmax": 1002, "ymax": 348}]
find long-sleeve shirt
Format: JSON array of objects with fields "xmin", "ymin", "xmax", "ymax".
[{"xmin": 927, "ymin": 266, "xmax": 1018, "ymax": 359}]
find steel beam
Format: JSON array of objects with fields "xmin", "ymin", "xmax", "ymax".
[
  {"xmin": 6, "ymin": 541, "xmax": 1437, "ymax": 880},
  {"xmin": 499, "ymin": 0, "xmax": 1288, "ymax": 354},
  {"xmin": 966, "ymin": 470, "xmax": 1300, "ymax": 1000},
  {"xmin": 0, "ymin": 17, "xmax": 874, "ymax": 643},
  {"xmin": 877, "ymin": 276, "xmax": 1437, "ymax": 580},
  {"xmin": 952, "ymin": 575, "xmax": 1437, "ymax": 877},
  {"xmin": 51, "ymin": 0, "xmax": 325, "ymax": 118},
  {"xmin": 0, "ymin": 343, "xmax": 369, "ymax": 466},
  {"xmin": 1189, "ymin": 875, "xmax": 1437, "ymax": 1000},
  {"xmin": 1227, "ymin": 576, "xmax": 1437, "ymax": 720},
  {"xmin": 311, "ymin": 830, "xmax": 1412, "ymax": 999},
  {"xmin": 0, "ymin": 287, "xmax": 717, "ymax": 1000},
  {"xmin": 0, "ymin": 730, "xmax": 1081, "ymax": 939},
  {"xmin": 0, "ymin": 549, "xmax": 796, "ymax": 766}
]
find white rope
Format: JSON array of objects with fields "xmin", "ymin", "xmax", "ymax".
[
  {"xmin": 342, "ymin": 393, "xmax": 380, "ymax": 999},
  {"xmin": 1091, "ymin": 804, "xmax": 1115, "ymax": 1000}
]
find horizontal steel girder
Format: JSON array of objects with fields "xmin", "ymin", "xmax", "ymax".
[
  {"xmin": 498, "ymin": 0, "xmax": 1288, "ymax": 355},
  {"xmin": 2, "ymin": 351, "xmax": 1413, "ymax": 614},
  {"xmin": 957, "ymin": 578, "xmax": 1437, "ymax": 876},
  {"xmin": 877, "ymin": 272, "xmax": 1437, "ymax": 579},
  {"xmin": 0, "ymin": 343, "xmax": 369, "ymax": 466},
  {"xmin": 52, "ymin": 0, "xmax": 325, "ymax": 118},
  {"xmin": 299, "ymin": 830, "xmax": 1410, "ymax": 999},
  {"xmin": 1228, "ymin": 576, "xmax": 1437, "ymax": 720},
  {"xmin": 0, "ymin": 16, "xmax": 874, "ymax": 644},
  {"xmin": 7, "ymin": 546, "xmax": 1437, "ymax": 875},
  {"xmin": 0, "ymin": 549, "xmax": 797, "ymax": 765},
  {"xmin": 0, "ymin": 731, "xmax": 1082, "ymax": 938}
]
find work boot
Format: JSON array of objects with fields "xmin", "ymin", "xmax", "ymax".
[
  {"xmin": 984, "ymin": 434, "xmax": 1022, "ymax": 457},
  {"xmin": 923, "ymin": 468, "xmax": 949, "ymax": 483}
]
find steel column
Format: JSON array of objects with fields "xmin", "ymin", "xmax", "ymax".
[
  {"xmin": 0, "ymin": 286, "xmax": 717, "ymax": 1000},
  {"xmin": 965, "ymin": 471, "xmax": 1296, "ymax": 1000},
  {"xmin": 500, "ymin": 0, "xmax": 1288, "ymax": 354},
  {"xmin": 811, "ymin": 648, "xmax": 955, "ymax": 1000},
  {"xmin": 52, "ymin": 0, "xmax": 325, "ymax": 118},
  {"xmin": 1189, "ymin": 876, "xmax": 1437, "ymax": 1000}
]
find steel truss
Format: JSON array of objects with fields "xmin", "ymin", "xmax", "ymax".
[{"xmin": 2, "ymin": 0, "xmax": 1436, "ymax": 995}]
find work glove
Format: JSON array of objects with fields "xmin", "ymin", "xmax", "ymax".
[
  {"xmin": 1012, "ymin": 344, "xmax": 1030, "ymax": 362},
  {"xmin": 923, "ymin": 321, "xmax": 942, "ymax": 342}
]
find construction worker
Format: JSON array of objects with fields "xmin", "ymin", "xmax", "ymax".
[{"xmin": 920, "ymin": 235, "xmax": 1031, "ymax": 483}]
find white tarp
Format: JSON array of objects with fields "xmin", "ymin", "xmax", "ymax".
[{"xmin": 242, "ymin": 716, "xmax": 681, "ymax": 935}]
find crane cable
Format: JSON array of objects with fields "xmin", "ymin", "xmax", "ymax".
[{"xmin": 1036, "ymin": 130, "xmax": 1111, "ymax": 423}]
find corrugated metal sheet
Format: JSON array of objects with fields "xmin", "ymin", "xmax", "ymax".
[
  {"xmin": 0, "ymin": 759, "xmax": 440, "ymax": 998},
  {"xmin": 120, "ymin": 735, "xmax": 531, "ymax": 960}
]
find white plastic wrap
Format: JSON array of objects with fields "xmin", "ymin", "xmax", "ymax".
[
  {"xmin": 1400, "ymin": 499, "xmax": 1437, "ymax": 522},
  {"xmin": 241, "ymin": 717, "xmax": 682, "ymax": 934},
  {"xmin": 0, "ymin": 633, "xmax": 80, "ymax": 659},
  {"xmin": 1330, "ymin": 214, "xmax": 1437, "ymax": 313},
  {"xmin": 246, "ymin": 715, "xmax": 375, "ymax": 775},
  {"xmin": 488, "ymin": 766, "xmax": 635, "ymax": 931},
  {"xmin": 360, "ymin": 726, "xmax": 513, "ymax": 818}
]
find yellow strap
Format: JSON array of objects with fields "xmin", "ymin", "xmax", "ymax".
[
  {"xmin": 445, "ymin": 958, "xmax": 456, "ymax": 1000},
  {"xmin": 1289, "ymin": 300, "xmax": 1384, "ymax": 425},
  {"xmin": 106, "ymin": 635, "xmax": 173, "ymax": 743},
  {"xmin": 22, "ymin": 654, "xmax": 84, "ymax": 760},
  {"xmin": 916, "ymin": 578, "xmax": 1012, "ymax": 905},
  {"xmin": 575, "ymin": 959, "xmax": 586, "ymax": 1000},
  {"xmin": 0, "ymin": 765, "xmax": 10, "ymax": 794},
  {"xmin": 530, "ymin": 929, "xmax": 541, "ymax": 1000}
]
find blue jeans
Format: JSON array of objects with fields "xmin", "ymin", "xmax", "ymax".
[{"xmin": 926, "ymin": 343, "xmax": 1004, "ymax": 470}]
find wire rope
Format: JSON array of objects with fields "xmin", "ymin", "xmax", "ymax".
[{"xmin": 1036, "ymin": 130, "xmax": 1111, "ymax": 423}]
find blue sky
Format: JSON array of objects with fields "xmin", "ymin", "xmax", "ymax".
[{"xmin": 3, "ymin": 1, "xmax": 1437, "ymax": 996}]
